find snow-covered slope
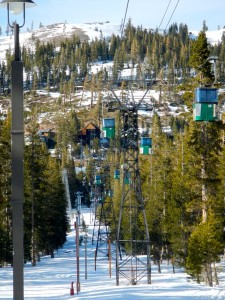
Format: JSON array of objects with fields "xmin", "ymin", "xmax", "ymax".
[
  {"xmin": 0, "ymin": 21, "xmax": 224, "ymax": 62},
  {"xmin": 0, "ymin": 21, "xmax": 121, "ymax": 61},
  {"xmin": 190, "ymin": 28, "xmax": 225, "ymax": 45},
  {"xmin": 0, "ymin": 206, "xmax": 224, "ymax": 299}
]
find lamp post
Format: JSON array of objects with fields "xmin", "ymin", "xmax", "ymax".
[
  {"xmin": 0, "ymin": 1, "xmax": 36, "ymax": 299},
  {"xmin": 76, "ymin": 191, "xmax": 83, "ymax": 226}
]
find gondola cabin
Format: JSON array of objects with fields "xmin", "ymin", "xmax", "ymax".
[
  {"xmin": 124, "ymin": 171, "xmax": 130, "ymax": 185},
  {"xmin": 102, "ymin": 118, "xmax": 115, "ymax": 139},
  {"xmin": 140, "ymin": 137, "xmax": 152, "ymax": 155},
  {"xmin": 114, "ymin": 170, "xmax": 120, "ymax": 179},
  {"xmin": 193, "ymin": 103, "xmax": 218, "ymax": 122},
  {"xmin": 98, "ymin": 196, "xmax": 104, "ymax": 204},
  {"xmin": 195, "ymin": 87, "xmax": 218, "ymax": 103},
  {"xmin": 94, "ymin": 175, "xmax": 102, "ymax": 185},
  {"xmin": 108, "ymin": 190, "xmax": 114, "ymax": 197}
]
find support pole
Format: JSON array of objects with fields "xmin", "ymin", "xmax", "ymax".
[
  {"xmin": 11, "ymin": 22, "xmax": 24, "ymax": 300},
  {"xmin": 85, "ymin": 234, "xmax": 87, "ymax": 280},
  {"xmin": 75, "ymin": 218, "xmax": 80, "ymax": 293},
  {"xmin": 108, "ymin": 238, "xmax": 111, "ymax": 278}
]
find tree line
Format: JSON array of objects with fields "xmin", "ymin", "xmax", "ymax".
[
  {"xmin": 1, "ymin": 20, "xmax": 225, "ymax": 94},
  {"xmin": 0, "ymin": 21, "xmax": 225, "ymax": 287}
]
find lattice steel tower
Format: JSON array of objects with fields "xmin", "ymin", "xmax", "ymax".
[{"xmin": 108, "ymin": 87, "xmax": 151, "ymax": 285}]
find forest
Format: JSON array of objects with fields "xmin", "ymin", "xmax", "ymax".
[{"xmin": 0, "ymin": 20, "xmax": 225, "ymax": 287}]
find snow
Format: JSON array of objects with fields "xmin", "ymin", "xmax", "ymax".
[
  {"xmin": 1, "ymin": 206, "xmax": 225, "ymax": 299},
  {"xmin": 1, "ymin": 23, "xmax": 225, "ymax": 298},
  {"xmin": 0, "ymin": 21, "xmax": 224, "ymax": 63},
  {"xmin": 189, "ymin": 29, "xmax": 225, "ymax": 45},
  {"xmin": 0, "ymin": 22, "xmax": 121, "ymax": 62}
]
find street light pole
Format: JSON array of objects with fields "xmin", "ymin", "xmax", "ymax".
[
  {"xmin": 11, "ymin": 21, "xmax": 24, "ymax": 300},
  {"xmin": 0, "ymin": 1, "xmax": 36, "ymax": 299}
]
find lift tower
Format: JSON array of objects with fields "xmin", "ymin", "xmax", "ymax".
[
  {"xmin": 108, "ymin": 86, "xmax": 151, "ymax": 285},
  {"xmin": 92, "ymin": 164, "xmax": 117, "ymax": 265}
]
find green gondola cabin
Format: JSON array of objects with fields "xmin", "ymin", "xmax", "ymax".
[
  {"xmin": 193, "ymin": 103, "xmax": 218, "ymax": 122},
  {"xmin": 98, "ymin": 196, "xmax": 104, "ymax": 204},
  {"xmin": 124, "ymin": 171, "xmax": 130, "ymax": 185},
  {"xmin": 108, "ymin": 190, "xmax": 114, "ymax": 197},
  {"xmin": 193, "ymin": 87, "xmax": 218, "ymax": 122},
  {"xmin": 102, "ymin": 118, "xmax": 115, "ymax": 139}
]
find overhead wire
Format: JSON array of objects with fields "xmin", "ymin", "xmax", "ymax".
[
  {"xmin": 164, "ymin": 0, "xmax": 180, "ymax": 31},
  {"xmin": 158, "ymin": 0, "xmax": 172, "ymax": 31},
  {"xmin": 109, "ymin": 0, "xmax": 157, "ymax": 109},
  {"xmin": 120, "ymin": 0, "xmax": 130, "ymax": 38}
]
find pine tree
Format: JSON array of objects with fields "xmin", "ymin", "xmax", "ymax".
[
  {"xmin": 186, "ymin": 212, "xmax": 224, "ymax": 285},
  {"xmin": 24, "ymin": 118, "xmax": 50, "ymax": 264},
  {"xmin": 185, "ymin": 120, "xmax": 225, "ymax": 284},
  {"xmin": 0, "ymin": 116, "xmax": 12, "ymax": 265},
  {"xmin": 189, "ymin": 30, "xmax": 214, "ymax": 84},
  {"xmin": 37, "ymin": 156, "xmax": 68, "ymax": 258}
]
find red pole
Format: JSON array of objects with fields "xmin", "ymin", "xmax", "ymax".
[{"xmin": 70, "ymin": 282, "xmax": 74, "ymax": 295}]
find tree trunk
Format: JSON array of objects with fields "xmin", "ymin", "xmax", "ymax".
[
  {"xmin": 213, "ymin": 262, "xmax": 219, "ymax": 285},
  {"xmin": 157, "ymin": 259, "xmax": 161, "ymax": 273},
  {"xmin": 205, "ymin": 263, "xmax": 213, "ymax": 286}
]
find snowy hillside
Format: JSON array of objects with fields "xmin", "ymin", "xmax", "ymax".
[
  {"xmin": 1, "ymin": 206, "xmax": 225, "ymax": 299},
  {"xmin": 1, "ymin": 21, "xmax": 225, "ymax": 300},
  {"xmin": 0, "ymin": 22, "xmax": 121, "ymax": 61},
  {"xmin": 0, "ymin": 21, "xmax": 224, "ymax": 62},
  {"xmin": 190, "ymin": 28, "xmax": 225, "ymax": 45}
]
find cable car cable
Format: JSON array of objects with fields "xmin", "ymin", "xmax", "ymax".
[
  {"xmin": 164, "ymin": 0, "xmax": 180, "ymax": 31},
  {"xmin": 120, "ymin": 0, "xmax": 130, "ymax": 38},
  {"xmin": 158, "ymin": 0, "xmax": 172, "ymax": 30}
]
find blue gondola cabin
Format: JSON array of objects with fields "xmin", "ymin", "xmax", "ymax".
[
  {"xmin": 114, "ymin": 170, "xmax": 120, "ymax": 179},
  {"xmin": 194, "ymin": 87, "xmax": 218, "ymax": 104}
]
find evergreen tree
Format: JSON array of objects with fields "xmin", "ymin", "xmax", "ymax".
[
  {"xmin": 0, "ymin": 116, "xmax": 12, "ymax": 265},
  {"xmin": 189, "ymin": 30, "xmax": 214, "ymax": 84},
  {"xmin": 186, "ymin": 212, "xmax": 224, "ymax": 285},
  {"xmin": 185, "ymin": 120, "xmax": 224, "ymax": 284},
  {"xmin": 37, "ymin": 156, "xmax": 68, "ymax": 258},
  {"xmin": 24, "ymin": 117, "xmax": 50, "ymax": 264}
]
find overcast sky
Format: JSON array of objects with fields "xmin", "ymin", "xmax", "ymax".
[{"xmin": 0, "ymin": 0, "xmax": 225, "ymax": 33}]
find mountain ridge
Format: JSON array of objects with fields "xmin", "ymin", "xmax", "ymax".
[{"xmin": 0, "ymin": 21, "xmax": 224, "ymax": 61}]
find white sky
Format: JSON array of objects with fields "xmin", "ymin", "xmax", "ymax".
[{"xmin": 0, "ymin": 1, "xmax": 225, "ymax": 33}]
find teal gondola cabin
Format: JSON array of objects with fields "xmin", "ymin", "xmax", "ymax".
[
  {"xmin": 102, "ymin": 118, "xmax": 115, "ymax": 138},
  {"xmin": 140, "ymin": 137, "xmax": 152, "ymax": 155},
  {"xmin": 114, "ymin": 170, "xmax": 120, "ymax": 179},
  {"xmin": 94, "ymin": 175, "xmax": 102, "ymax": 185}
]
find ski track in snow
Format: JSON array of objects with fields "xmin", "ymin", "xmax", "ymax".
[{"xmin": 0, "ymin": 207, "xmax": 225, "ymax": 299}]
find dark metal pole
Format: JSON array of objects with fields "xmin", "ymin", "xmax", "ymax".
[
  {"xmin": 75, "ymin": 218, "xmax": 80, "ymax": 293},
  {"xmin": 108, "ymin": 238, "xmax": 111, "ymax": 278},
  {"xmin": 85, "ymin": 233, "xmax": 87, "ymax": 280},
  {"xmin": 11, "ymin": 22, "xmax": 24, "ymax": 300}
]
